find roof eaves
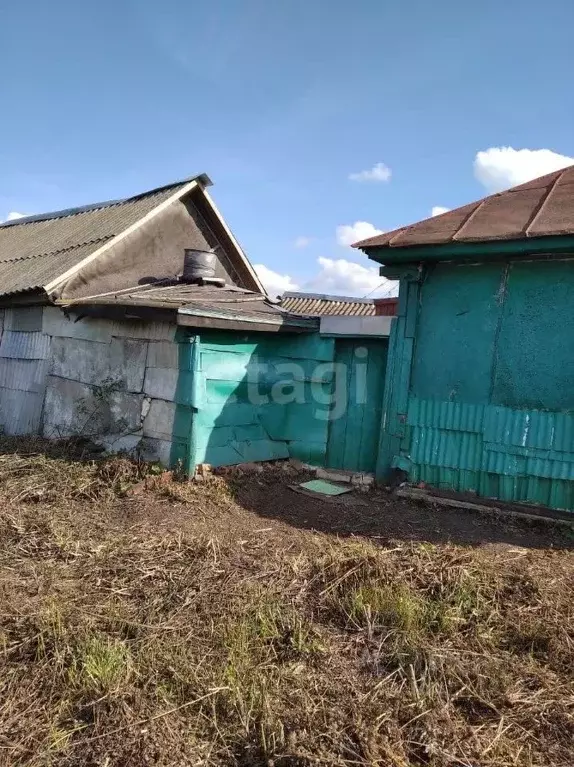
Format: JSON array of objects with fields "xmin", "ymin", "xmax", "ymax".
[{"xmin": 177, "ymin": 305, "xmax": 317, "ymax": 329}]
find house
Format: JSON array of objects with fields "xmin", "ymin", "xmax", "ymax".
[
  {"xmin": 0, "ymin": 174, "xmax": 322, "ymax": 468},
  {"xmin": 354, "ymin": 167, "xmax": 574, "ymax": 511},
  {"xmin": 280, "ymin": 292, "xmax": 397, "ymax": 348},
  {"xmin": 0, "ymin": 174, "xmax": 391, "ymax": 475}
]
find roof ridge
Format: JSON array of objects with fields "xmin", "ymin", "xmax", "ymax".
[
  {"xmin": 525, "ymin": 171, "xmax": 563, "ymax": 236},
  {"xmin": 451, "ymin": 198, "xmax": 489, "ymax": 241},
  {"xmin": 0, "ymin": 174, "xmax": 212, "ymax": 230},
  {"xmin": 0, "ymin": 200, "xmax": 123, "ymax": 229}
]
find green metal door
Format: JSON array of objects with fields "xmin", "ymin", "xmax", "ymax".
[{"xmin": 326, "ymin": 338, "xmax": 388, "ymax": 472}]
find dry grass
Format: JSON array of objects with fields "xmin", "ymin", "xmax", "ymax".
[{"xmin": 0, "ymin": 441, "xmax": 572, "ymax": 766}]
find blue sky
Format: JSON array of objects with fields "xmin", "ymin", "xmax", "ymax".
[{"xmin": 2, "ymin": 0, "xmax": 574, "ymax": 297}]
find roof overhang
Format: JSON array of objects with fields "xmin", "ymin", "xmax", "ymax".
[
  {"xmin": 63, "ymin": 300, "xmax": 318, "ymax": 334},
  {"xmin": 177, "ymin": 306, "xmax": 317, "ymax": 333},
  {"xmin": 362, "ymin": 234, "xmax": 574, "ymax": 265}
]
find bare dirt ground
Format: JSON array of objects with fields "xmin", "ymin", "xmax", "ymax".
[
  {"xmin": 0, "ymin": 439, "xmax": 572, "ymax": 766},
  {"xmin": 125, "ymin": 462, "xmax": 573, "ymax": 552}
]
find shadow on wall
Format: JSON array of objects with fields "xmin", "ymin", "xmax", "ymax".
[
  {"xmin": 172, "ymin": 330, "xmax": 337, "ymax": 474},
  {"xmin": 173, "ymin": 330, "xmax": 391, "ymax": 477}
]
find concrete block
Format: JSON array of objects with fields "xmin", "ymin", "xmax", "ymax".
[
  {"xmin": 138, "ymin": 436, "xmax": 173, "ymax": 466},
  {"xmin": 0, "ymin": 358, "xmax": 50, "ymax": 393},
  {"xmin": 111, "ymin": 320, "xmax": 176, "ymax": 342},
  {"xmin": 50, "ymin": 337, "xmax": 110, "ymax": 386},
  {"xmin": 316, "ymin": 467, "xmax": 353, "ymax": 483},
  {"xmin": 109, "ymin": 338, "xmax": 148, "ymax": 392},
  {"xmin": 143, "ymin": 367, "xmax": 179, "ymax": 401},
  {"xmin": 146, "ymin": 341, "xmax": 179, "ymax": 369},
  {"xmin": 0, "ymin": 331, "xmax": 51, "ymax": 360},
  {"xmin": 0, "ymin": 387, "xmax": 44, "ymax": 434},
  {"xmin": 43, "ymin": 307, "xmax": 112, "ymax": 343},
  {"xmin": 42, "ymin": 376, "xmax": 145, "ymax": 437},
  {"xmin": 109, "ymin": 390, "xmax": 145, "ymax": 431},
  {"xmin": 49, "ymin": 337, "xmax": 147, "ymax": 392},
  {"xmin": 142, "ymin": 398, "xmax": 176, "ymax": 441},
  {"xmin": 43, "ymin": 377, "xmax": 108, "ymax": 437},
  {"xmin": 5, "ymin": 307, "xmax": 44, "ymax": 332},
  {"xmin": 97, "ymin": 432, "xmax": 144, "ymax": 455}
]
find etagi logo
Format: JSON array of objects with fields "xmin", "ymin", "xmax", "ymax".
[{"xmin": 239, "ymin": 346, "xmax": 370, "ymax": 421}]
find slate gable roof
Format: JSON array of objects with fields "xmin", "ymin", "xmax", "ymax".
[{"xmin": 0, "ymin": 176, "xmax": 210, "ymax": 297}]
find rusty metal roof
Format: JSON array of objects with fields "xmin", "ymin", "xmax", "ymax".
[
  {"xmin": 65, "ymin": 283, "xmax": 317, "ymax": 329},
  {"xmin": 353, "ymin": 166, "xmax": 574, "ymax": 250},
  {"xmin": 0, "ymin": 176, "xmax": 210, "ymax": 297},
  {"xmin": 281, "ymin": 292, "xmax": 377, "ymax": 316}
]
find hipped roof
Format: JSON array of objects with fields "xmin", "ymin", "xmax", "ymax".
[{"xmin": 353, "ymin": 166, "xmax": 574, "ymax": 251}]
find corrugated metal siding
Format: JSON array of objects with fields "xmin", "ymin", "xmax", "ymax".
[
  {"xmin": 0, "ymin": 331, "xmax": 51, "ymax": 360},
  {"xmin": 0, "ymin": 359, "xmax": 50, "ymax": 393},
  {"xmin": 384, "ymin": 260, "xmax": 574, "ymax": 512},
  {"xmin": 403, "ymin": 398, "xmax": 574, "ymax": 510},
  {"xmin": 0, "ymin": 388, "xmax": 44, "ymax": 435}
]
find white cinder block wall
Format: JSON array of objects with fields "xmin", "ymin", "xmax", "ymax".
[{"xmin": 0, "ymin": 306, "xmax": 185, "ymax": 465}]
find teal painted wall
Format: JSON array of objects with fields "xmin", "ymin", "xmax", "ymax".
[
  {"xmin": 382, "ymin": 258, "xmax": 574, "ymax": 511},
  {"xmin": 492, "ymin": 261, "xmax": 574, "ymax": 411},
  {"xmin": 189, "ymin": 331, "xmax": 335, "ymax": 469},
  {"xmin": 326, "ymin": 338, "xmax": 388, "ymax": 472}
]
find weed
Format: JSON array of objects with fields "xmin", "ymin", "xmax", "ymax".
[{"xmin": 68, "ymin": 636, "xmax": 133, "ymax": 695}]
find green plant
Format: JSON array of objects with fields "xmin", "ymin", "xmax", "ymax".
[{"xmin": 68, "ymin": 636, "xmax": 133, "ymax": 695}]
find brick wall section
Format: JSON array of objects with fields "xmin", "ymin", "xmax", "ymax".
[{"xmin": 373, "ymin": 298, "xmax": 398, "ymax": 316}]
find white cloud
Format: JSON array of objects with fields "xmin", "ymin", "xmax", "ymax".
[
  {"xmin": 254, "ymin": 263, "xmax": 300, "ymax": 298},
  {"xmin": 431, "ymin": 206, "xmax": 450, "ymax": 217},
  {"xmin": 349, "ymin": 162, "xmax": 392, "ymax": 183},
  {"xmin": 294, "ymin": 236, "xmax": 311, "ymax": 249},
  {"xmin": 304, "ymin": 256, "xmax": 397, "ymax": 298},
  {"xmin": 0, "ymin": 211, "xmax": 26, "ymax": 223},
  {"xmin": 254, "ymin": 256, "xmax": 398, "ymax": 299},
  {"xmin": 336, "ymin": 221, "xmax": 383, "ymax": 247},
  {"xmin": 474, "ymin": 147, "xmax": 574, "ymax": 192}
]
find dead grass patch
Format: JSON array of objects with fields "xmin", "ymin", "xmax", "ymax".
[{"xmin": 0, "ymin": 445, "xmax": 572, "ymax": 765}]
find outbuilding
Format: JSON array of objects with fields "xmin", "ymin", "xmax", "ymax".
[{"xmin": 355, "ymin": 167, "xmax": 574, "ymax": 511}]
